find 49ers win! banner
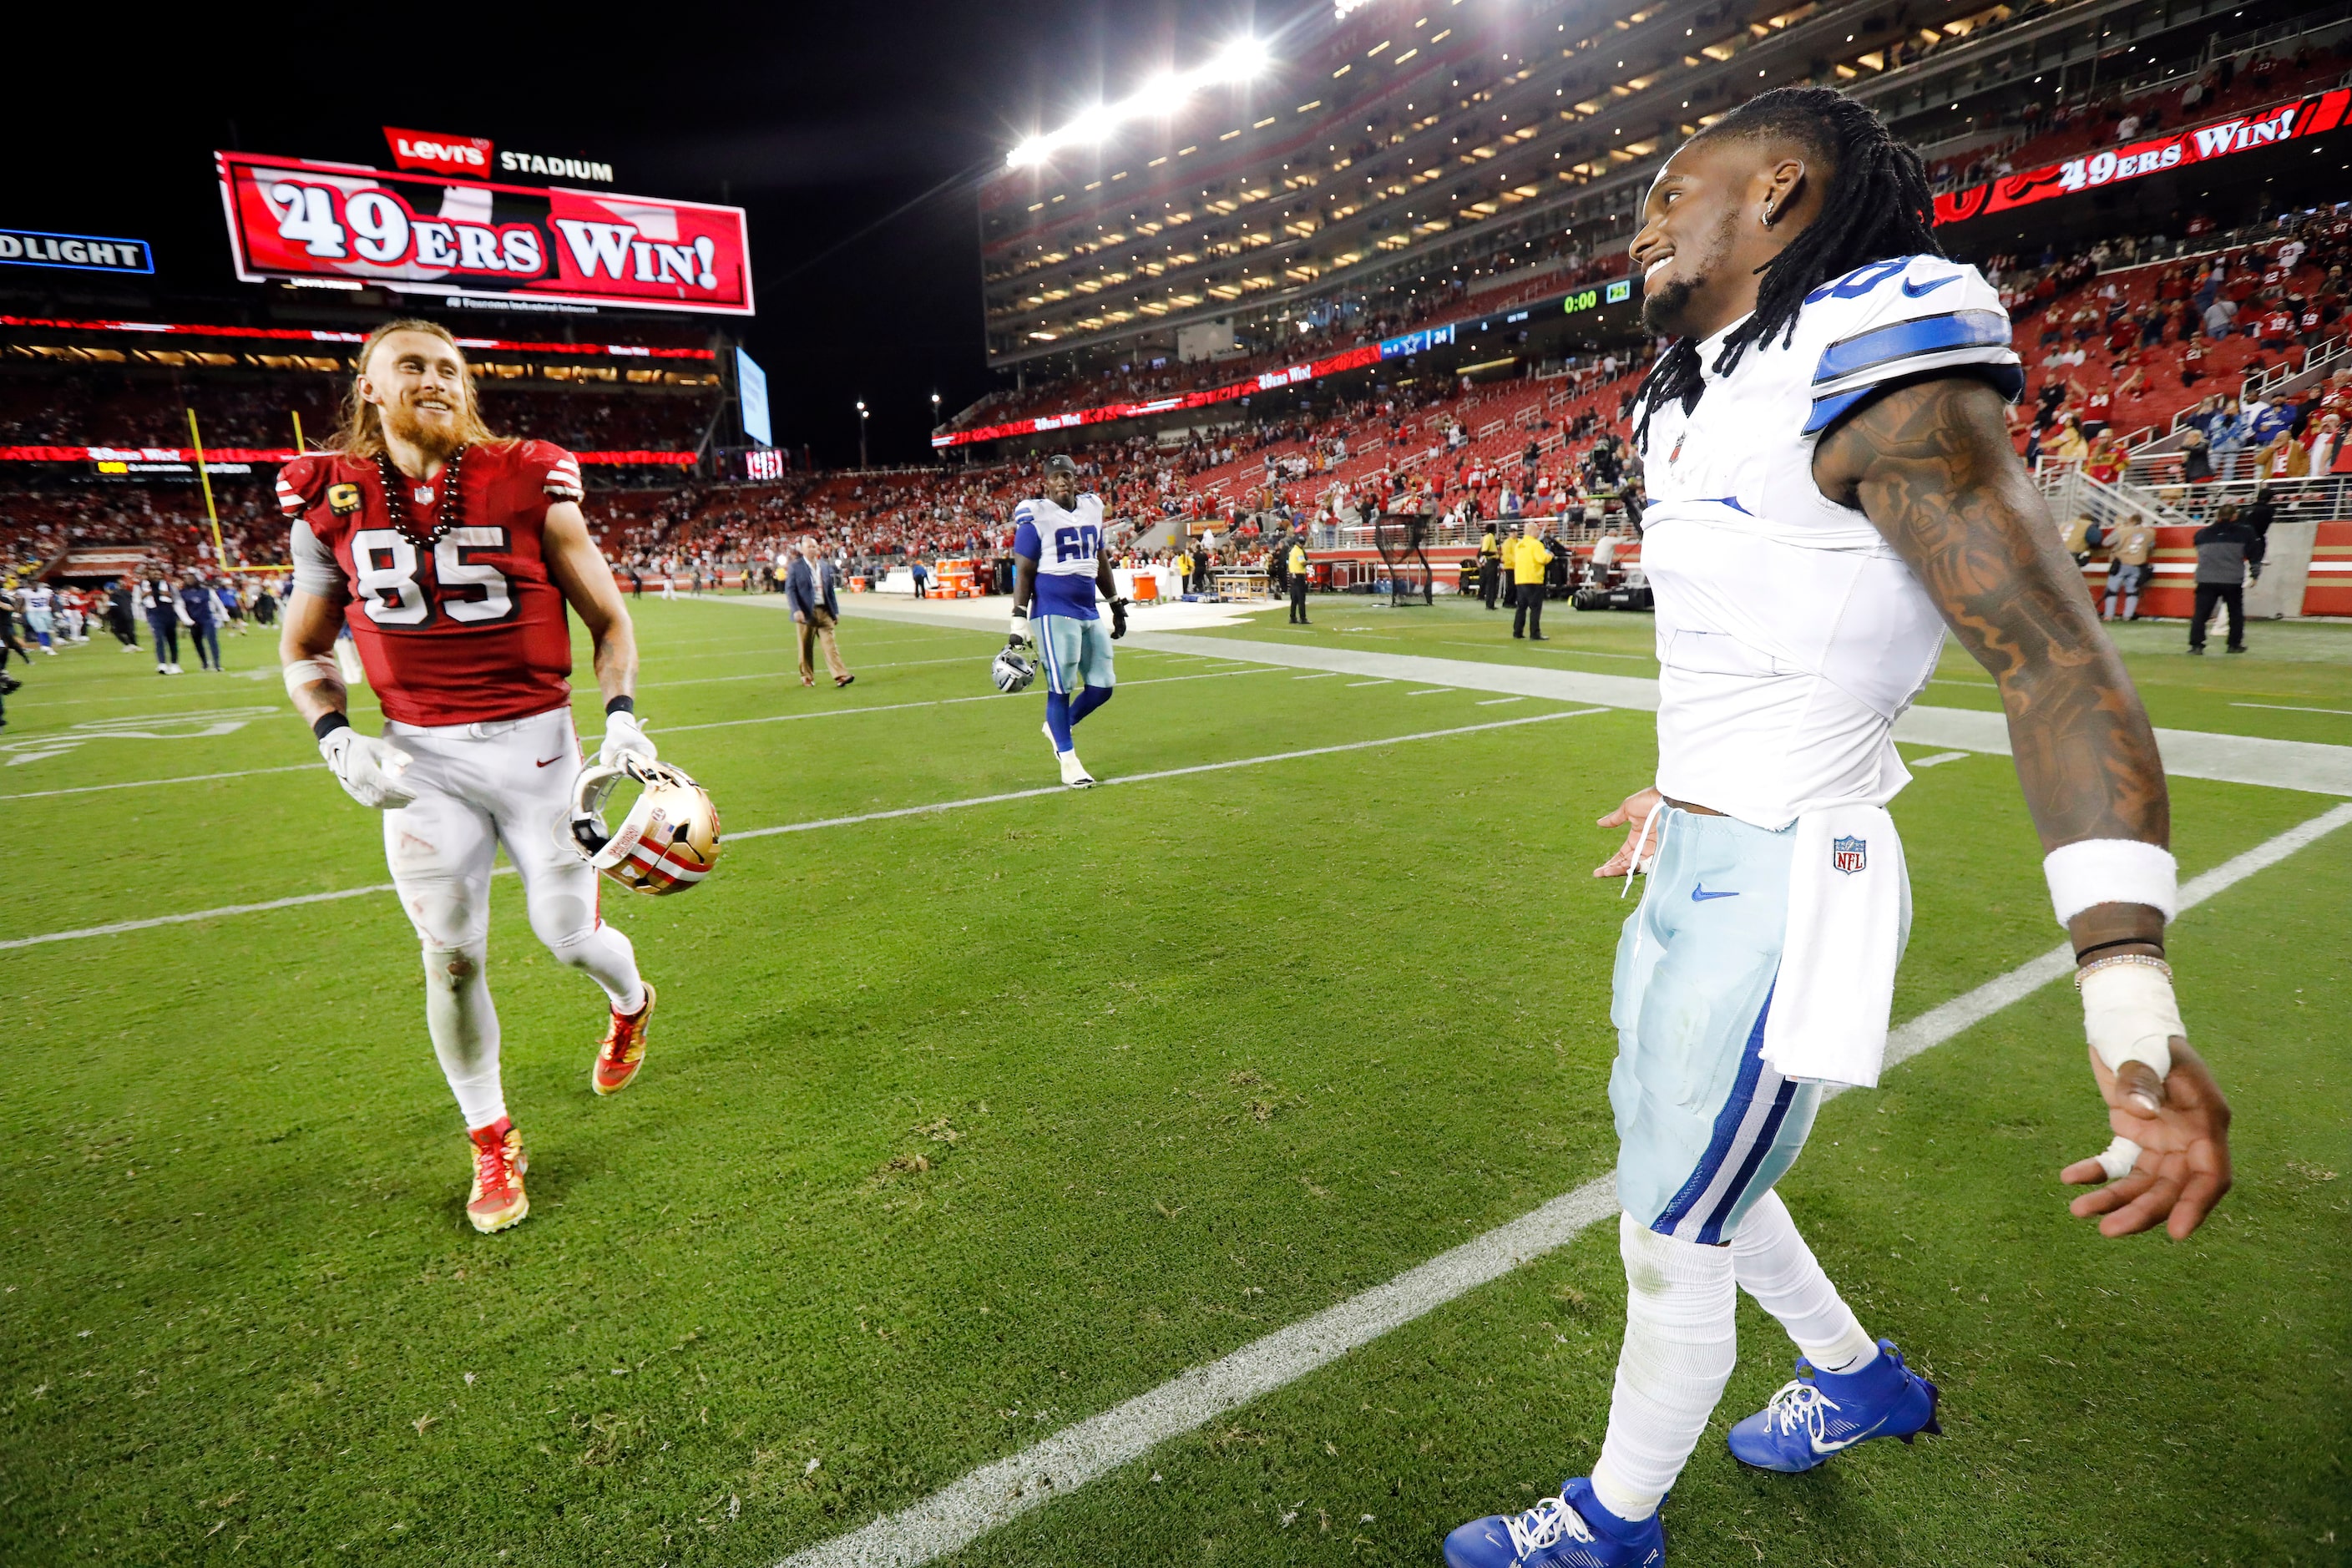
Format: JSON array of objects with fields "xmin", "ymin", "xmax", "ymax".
[
  {"xmin": 1934, "ymin": 88, "xmax": 2352, "ymax": 225},
  {"xmin": 217, "ymin": 152, "xmax": 753, "ymax": 316}
]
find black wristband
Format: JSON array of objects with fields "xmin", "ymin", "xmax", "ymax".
[
  {"xmin": 312, "ymin": 711, "xmax": 352, "ymax": 741},
  {"xmin": 604, "ymin": 695, "xmax": 635, "ymax": 716},
  {"xmin": 2074, "ymin": 934, "xmax": 2162, "ymax": 964}
]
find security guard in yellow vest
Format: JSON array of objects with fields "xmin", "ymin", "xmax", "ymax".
[
  {"xmin": 1478, "ymin": 524, "xmax": 1502, "ymax": 610},
  {"xmin": 1287, "ymin": 538, "xmax": 1311, "ymax": 625},
  {"xmin": 1510, "ymin": 522, "xmax": 1553, "ymax": 641}
]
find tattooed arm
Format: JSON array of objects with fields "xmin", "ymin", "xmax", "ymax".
[{"xmin": 1816, "ymin": 374, "xmax": 2230, "ymax": 1240}]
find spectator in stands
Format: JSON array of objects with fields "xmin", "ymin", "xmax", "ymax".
[
  {"xmin": 2045, "ymin": 412, "xmax": 2089, "ymax": 463},
  {"xmin": 2202, "ymin": 295, "xmax": 2239, "ymax": 340},
  {"xmin": 2180, "ymin": 427, "xmax": 2216, "ymax": 487},
  {"xmin": 2256, "ymin": 427, "xmax": 2309, "ymax": 486},
  {"xmin": 2307, "ymin": 412, "xmax": 2344, "ymax": 479},
  {"xmin": 2189, "ymin": 506, "xmax": 2251, "ymax": 655},
  {"xmin": 786, "ymin": 536, "xmax": 852, "ymax": 689}
]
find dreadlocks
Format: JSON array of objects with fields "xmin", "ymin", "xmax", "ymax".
[{"xmin": 1631, "ymin": 87, "xmax": 1942, "ymax": 451}]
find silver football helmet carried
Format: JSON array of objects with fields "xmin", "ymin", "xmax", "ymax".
[
  {"xmin": 991, "ymin": 645, "xmax": 1036, "ymax": 694},
  {"xmin": 559, "ymin": 756, "xmax": 722, "ymax": 895}
]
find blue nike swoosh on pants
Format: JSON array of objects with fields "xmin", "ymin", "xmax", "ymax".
[{"xmin": 1691, "ymin": 884, "xmax": 1739, "ymax": 902}]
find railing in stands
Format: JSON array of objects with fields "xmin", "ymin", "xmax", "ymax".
[{"xmin": 2037, "ymin": 458, "xmax": 2187, "ymax": 530}]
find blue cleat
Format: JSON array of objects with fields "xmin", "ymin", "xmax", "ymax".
[
  {"xmin": 1726, "ymin": 1338, "xmax": 1941, "ymax": 1473},
  {"xmin": 1442, "ymin": 1477, "xmax": 1665, "ymax": 1567}
]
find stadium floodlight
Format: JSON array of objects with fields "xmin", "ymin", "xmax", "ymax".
[
  {"xmin": 1213, "ymin": 37, "xmax": 1271, "ymax": 81},
  {"xmin": 1005, "ymin": 37, "xmax": 1272, "ymax": 168}
]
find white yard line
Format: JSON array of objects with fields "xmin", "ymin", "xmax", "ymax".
[
  {"xmin": 1907, "ymin": 751, "xmax": 1970, "ymax": 769},
  {"xmin": 0, "ymin": 710, "xmax": 1603, "ymax": 951},
  {"xmin": 1477, "ymin": 697, "xmax": 1525, "ymax": 706},
  {"xmin": 1404, "ymin": 688, "xmax": 1454, "ymax": 696},
  {"xmin": 2232, "ymin": 701, "xmax": 2352, "ymax": 716},
  {"xmin": 0, "ymin": 670, "xmax": 1279, "ymax": 795},
  {"xmin": 1346, "ymin": 680, "xmax": 1392, "ymax": 689},
  {"xmin": 769, "ymin": 799, "xmax": 2352, "ymax": 1568},
  {"xmin": 1132, "ymin": 634, "xmax": 2352, "ymax": 797},
  {"xmin": 1290, "ymin": 673, "xmax": 1343, "ymax": 680},
  {"xmin": 0, "ymin": 763, "xmax": 318, "ymax": 802},
  {"xmin": 1440, "ymin": 640, "xmax": 1648, "ymax": 661}
]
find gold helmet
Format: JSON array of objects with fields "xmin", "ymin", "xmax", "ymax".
[{"xmin": 559, "ymin": 757, "xmax": 722, "ymax": 895}]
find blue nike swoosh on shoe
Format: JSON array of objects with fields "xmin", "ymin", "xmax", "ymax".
[
  {"xmin": 1691, "ymin": 884, "xmax": 1738, "ymax": 902},
  {"xmin": 1900, "ymin": 276, "xmax": 1958, "ymax": 297}
]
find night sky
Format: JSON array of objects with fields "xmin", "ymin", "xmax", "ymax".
[{"xmin": 7, "ymin": 1, "xmax": 1302, "ymax": 467}]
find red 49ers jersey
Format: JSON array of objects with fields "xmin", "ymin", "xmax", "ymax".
[{"xmin": 277, "ymin": 440, "xmax": 584, "ymax": 726}]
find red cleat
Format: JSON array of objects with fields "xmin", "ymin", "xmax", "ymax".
[
  {"xmin": 466, "ymin": 1117, "xmax": 529, "ymax": 1233},
  {"xmin": 592, "ymin": 981, "xmax": 656, "ymax": 1096}
]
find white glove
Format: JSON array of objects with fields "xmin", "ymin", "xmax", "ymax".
[
  {"xmin": 1008, "ymin": 610, "xmax": 1033, "ymax": 650},
  {"xmin": 320, "ymin": 726, "xmax": 417, "ymax": 810},
  {"xmin": 599, "ymin": 709, "xmax": 657, "ymax": 771}
]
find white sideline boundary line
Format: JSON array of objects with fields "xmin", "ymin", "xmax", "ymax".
[
  {"xmin": 0, "ymin": 763, "xmax": 319, "ymax": 802},
  {"xmin": 768, "ymin": 801, "xmax": 2352, "ymax": 1568},
  {"xmin": 0, "ymin": 709, "xmax": 1603, "ymax": 951},
  {"xmin": 0, "ymin": 670, "xmax": 1279, "ymax": 799}
]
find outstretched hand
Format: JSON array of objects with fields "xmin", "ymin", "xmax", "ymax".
[
  {"xmin": 1592, "ymin": 786, "xmax": 1665, "ymax": 878},
  {"xmin": 2061, "ymin": 1039, "xmax": 2232, "ymax": 1240}
]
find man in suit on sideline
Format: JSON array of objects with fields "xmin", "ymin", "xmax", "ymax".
[{"xmin": 788, "ymin": 537, "xmax": 855, "ymax": 689}]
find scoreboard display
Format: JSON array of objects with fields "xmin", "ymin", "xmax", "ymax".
[{"xmin": 218, "ymin": 151, "xmax": 754, "ymax": 316}]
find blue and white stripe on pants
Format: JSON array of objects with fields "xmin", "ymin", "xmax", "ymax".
[{"xmin": 1608, "ymin": 807, "xmax": 1832, "ymax": 1244}]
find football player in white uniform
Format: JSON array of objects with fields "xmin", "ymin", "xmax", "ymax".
[
  {"xmin": 1444, "ymin": 88, "xmax": 2233, "ymax": 1568},
  {"xmin": 1006, "ymin": 453, "xmax": 1126, "ymax": 788}
]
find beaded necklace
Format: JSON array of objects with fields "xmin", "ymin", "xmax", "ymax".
[{"xmin": 375, "ymin": 444, "xmax": 468, "ymax": 550}]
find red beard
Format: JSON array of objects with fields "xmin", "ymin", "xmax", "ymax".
[{"xmin": 382, "ymin": 396, "xmax": 465, "ymax": 463}]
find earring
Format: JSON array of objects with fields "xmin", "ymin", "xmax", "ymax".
[{"xmin": 1761, "ymin": 204, "xmax": 1778, "ymax": 227}]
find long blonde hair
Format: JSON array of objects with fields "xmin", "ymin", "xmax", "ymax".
[{"xmin": 329, "ymin": 318, "xmax": 505, "ymax": 458}]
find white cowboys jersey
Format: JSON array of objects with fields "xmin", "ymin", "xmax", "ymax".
[
  {"xmin": 1012, "ymin": 493, "xmax": 1105, "ymax": 620},
  {"xmin": 1636, "ymin": 253, "xmax": 2021, "ymax": 828}
]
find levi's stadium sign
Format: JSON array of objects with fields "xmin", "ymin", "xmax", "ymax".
[
  {"xmin": 1934, "ymin": 87, "xmax": 2352, "ymax": 225},
  {"xmin": 216, "ymin": 151, "xmax": 753, "ymax": 316}
]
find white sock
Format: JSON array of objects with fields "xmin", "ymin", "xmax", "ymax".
[
  {"xmin": 423, "ymin": 944, "xmax": 505, "ymax": 1129},
  {"xmin": 1731, "ymin": 1190, "xmax": 1878, "ymax": 1373},
  {"xmin": 548, "ymin": 922, "xmax": 645, "ymax": 1014},
  {"xmin": 1590, "ymin": 1213, "xmax": 1737, "ymax": 1523}
]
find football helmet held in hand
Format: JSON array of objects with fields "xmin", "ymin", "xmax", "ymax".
[
  {"xmin": 560, "ymin": 756, "xmax": 721, "ymax": 895},
  {"xmin": 992, "ymin": 645, "xmax": 1036, "ymax": 694}
]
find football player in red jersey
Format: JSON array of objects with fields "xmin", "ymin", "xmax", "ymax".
[{"xmin": 276, "ymin": 320, "xmax": 659, "ymax": 1234}]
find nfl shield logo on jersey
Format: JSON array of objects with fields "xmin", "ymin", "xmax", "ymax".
[{"xmin": 1832, "ymin": 835, "xmax": 1869, "ymax": 875}]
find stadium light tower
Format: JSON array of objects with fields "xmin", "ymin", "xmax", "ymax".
[
  {"xmin": 1007, "ymin": 36, "xmax": 1271, "ymax": 168},
  {"xmin": 856, "ymin": 400, "xmax": 868, "ymax": 470}
]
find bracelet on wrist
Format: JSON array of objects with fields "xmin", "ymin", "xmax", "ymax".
[
  {"xmin": 2073, "ymin": 934, "xmax": 2162, "ymax": 964},
  {"xmin": 2073, "ymin": 953, "xmax": 2173, "ymax": 989},
  {"xmin": 605, "ymin": 695, "xmax": 636, "ymax": 716},
  {"xmin": 312, "ymin": 711, "xmax": 352, "ymax": 741}
]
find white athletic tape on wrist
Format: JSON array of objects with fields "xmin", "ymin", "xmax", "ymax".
[
  {"xmin": 2078, "ymin": 960, "xmax": 2181, "ymax": 1082},
  {"xmin": 2043, "ymin": 838, "xmax": 2178, "ymax": 926},
  {"xmin": 2096, "ymin": 1136, "xmax": 2141, "ymax": 1181},
  {"xmin": 282, "ymin": 655, "xmax": 341, "ymax": 701}
]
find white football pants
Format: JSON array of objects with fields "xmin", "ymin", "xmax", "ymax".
[{"xmin": 382, "ymin": 705, "xmax": 645, "ymax": 1130}]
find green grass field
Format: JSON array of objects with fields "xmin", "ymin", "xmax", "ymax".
[{"xmin": 2, "ymin": 593, "xmax": 2346, "ymax": 1567}]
